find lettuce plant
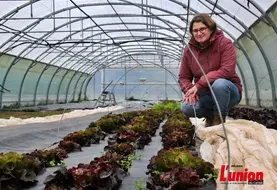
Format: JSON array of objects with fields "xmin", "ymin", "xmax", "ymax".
[
  {"xmin": 58, "ymin": 140, "xmax": 82, "ymax": 153},
  {"xmin": 116, "ymin": 128, "xmax": 137, "ymax": 143},
  {"xmin": 146, "ymin": 148, "xmax": 217, "ymax": 189},
  {"xmin": 44, "ymin": 153, "xmax": 126, "ymax": 189},
  {"xmin": 0, "ymin": 152, "xmax": 43, "ymax": 189},
  {"xmin": 104, "ymin": 142, "xmax": 135, "ymax": 156},
  {"xmin": 162, "ymin": 131, "xmax": 195, "ymax": 149}
]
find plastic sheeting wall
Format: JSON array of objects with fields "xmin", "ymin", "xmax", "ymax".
[
  {"xmin": 236, "ymin": 5, "xmax": 277, "ymax": 108},
  {"xmin": 0, "ymin": 54, "xmax": 90, "ymax": 108}
]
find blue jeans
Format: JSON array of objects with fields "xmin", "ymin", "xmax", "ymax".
[{"xmin": 180, "ymin": 78, "xmax": 241, "ymax": 119}]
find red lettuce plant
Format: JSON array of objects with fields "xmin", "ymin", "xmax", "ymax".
[
  {"xmin": 58, "ymin": 140, "xmax": 82, "ymax": 153},
  {"xmin": 84, "ymin": 127, "xmax": 106, "ymax": 142},
  {"xmin": 129, "ymin": 116, "xmax": 159, "ymax": 136},
  {"xmin": 161, "ymin": 119, "xmax": 194, "ymax": 137},
  {"xmin": 116, "ymin": 128, "xmax": 137, "ymax": 143},
  {"xmin": 160, "ymin": 118, "xmax": 195, "ymax": 149},
  {"xmin": 146, "ymin": 148, "xmax": 217, "ymax": 189},
  {"xmin": 140, "ymin": 109, "xmax": 165, "ymax": 123},
  {"xmin": 163, "ymin": 131, "xmax": 195, "ymax": 149},
  {"xmin": 63, "ymin": 130, "xmax": 92, "ymax": 147},
  {"xmin": 44, "ymin": 167, "xmax": 74, "ymax": 189},
  {"xmin": 104, "ymin": 142, "xmax": 135, "ymax": 156},
  {"xmin": 124, "ymin": 124, "xmax": 152, "ymax": 149},
  {"xmin": 44, "ymin": 153, "xmax": 126, "ymax": 189}
]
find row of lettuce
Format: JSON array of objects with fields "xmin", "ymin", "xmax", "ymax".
[
  {"xmin": 146, "ymin": 105, "xmax": 218, "ymax": 189},
  {"xmin": 0, "ymin": 100, "xmax": 219, "ymax": 189}
]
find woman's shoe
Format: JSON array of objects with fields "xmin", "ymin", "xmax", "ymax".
[
  {"xmin": 213, "ymin": 114, "xmax": 226, "ymax": 125},
  {"xmin": 205, "ymin": 117, "xmax": 214, "ymax": 127}
]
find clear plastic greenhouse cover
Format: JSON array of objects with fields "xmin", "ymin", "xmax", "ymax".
[
  {"xmin": 0, "ymin": 0, "xmax": 277, "ymax": 107},
  {"xmin": 0, "ymin": 0, "xmax": 273, "ymax": 66}
]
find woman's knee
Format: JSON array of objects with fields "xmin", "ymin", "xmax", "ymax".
[
  {"xmin": 212, "ymin": 78, "xmax": 228, "ymax": 90},
  {"xmin": 180, "ymin": 103, "xmax": 194, "ymax": 117},
  {"xmin": 180, "ymin": 102, "xmax": 201, "ymax": 117}
]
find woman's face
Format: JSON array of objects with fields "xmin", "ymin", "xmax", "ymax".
[{"xmin": 192, "ymin": 22, "xmax": 212, "ymax": 44}]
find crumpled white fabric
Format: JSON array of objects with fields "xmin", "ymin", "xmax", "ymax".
[
  {"xmin": 0, "ymin": 106, "xmax": 123, "ymax": 127},
  {"xmin": 190, "ymin": 118, "xmax": 277, "ymax": 190}
]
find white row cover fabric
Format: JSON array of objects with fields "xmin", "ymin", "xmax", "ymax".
[{"xmin": 193, "ymin": 118, "xmax": 277, "ymax": 190}]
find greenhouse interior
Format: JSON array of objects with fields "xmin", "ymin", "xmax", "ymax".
[{"xmin": 0, "ymin": 0, "xmax": 277, "ymax": 189}]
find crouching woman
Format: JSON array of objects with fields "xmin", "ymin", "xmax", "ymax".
[{"xmin": 178, "ymin": 13, "xmax": 242, "ymax": 126}]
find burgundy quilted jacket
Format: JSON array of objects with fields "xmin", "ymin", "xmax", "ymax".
[{"xmin": 178, "ymin": 29, "xmax": 242, "ymax": 97}]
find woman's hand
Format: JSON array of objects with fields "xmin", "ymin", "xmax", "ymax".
[{"xmin": 182, "ymin": 86, "xmax": 199, "ymax": 105}]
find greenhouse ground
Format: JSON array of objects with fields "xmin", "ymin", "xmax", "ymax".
[{"xmin": 0, "ymin": 104, "xmax": 203, "ymax": 190}]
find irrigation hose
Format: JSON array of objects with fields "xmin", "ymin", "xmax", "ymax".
[{"xmin": 183, "ymin": 42, "xmax": 231, "ymax": 188}]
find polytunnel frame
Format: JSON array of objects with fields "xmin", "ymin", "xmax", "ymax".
[
  {"xmin": 0, "ymin": 0, "xmax": 276, "ymax": 107},
  {"xmin": 42, "ymin": 19, "xmax": 183, "ymax": 69},
  {"xmin": 38, "ymin": 31, "xmax": 182, "ymax": 105},
  {"xmin": 50, "ymin": 23, "xmax": 182, "ymax": 72},
  {"xmin": 0, "ymin": 8, "xmax": 179, "ymax": 104},
  {"xmin": 0, "ymin": 2, "xmax": 187, "ymax": 106},
  {"xmin": 43, "ymin": 3, "xmax": 215, "ymax": 72},
  {"xmin": 0, "ymin": 2, "xmax": 211, "ymax": 99},
  {"xmin": 1, "ymin": 0, "xmax": 200, "ymax": 73},
  {"xmin": 1, "ymin": 22, "xmax": 181, "ymax": 106},
  {"xmin": 0, "ymin": 5, "xmax": 240, "ymax": 105},
  {"xmin": 51, "ymin": 25, "xmax": 182, "ymax": 69}
]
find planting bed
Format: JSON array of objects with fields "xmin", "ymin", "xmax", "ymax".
[
  {"xmin": 146, "ymin": 109, "xmax": 218, "ymax": 190},
  {"xmin": 229, "ymin": 106, "xmax": 277, "ymax": 130}
]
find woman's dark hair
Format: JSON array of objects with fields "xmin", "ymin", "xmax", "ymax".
[{"xmin": 189, "ymin": 13, "xmax": 217, "ymax": 35}]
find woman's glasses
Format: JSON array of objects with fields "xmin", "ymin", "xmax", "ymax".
[{"xmin": 192, "ymin": 27, "xmax": 208, "ymax": 34}]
